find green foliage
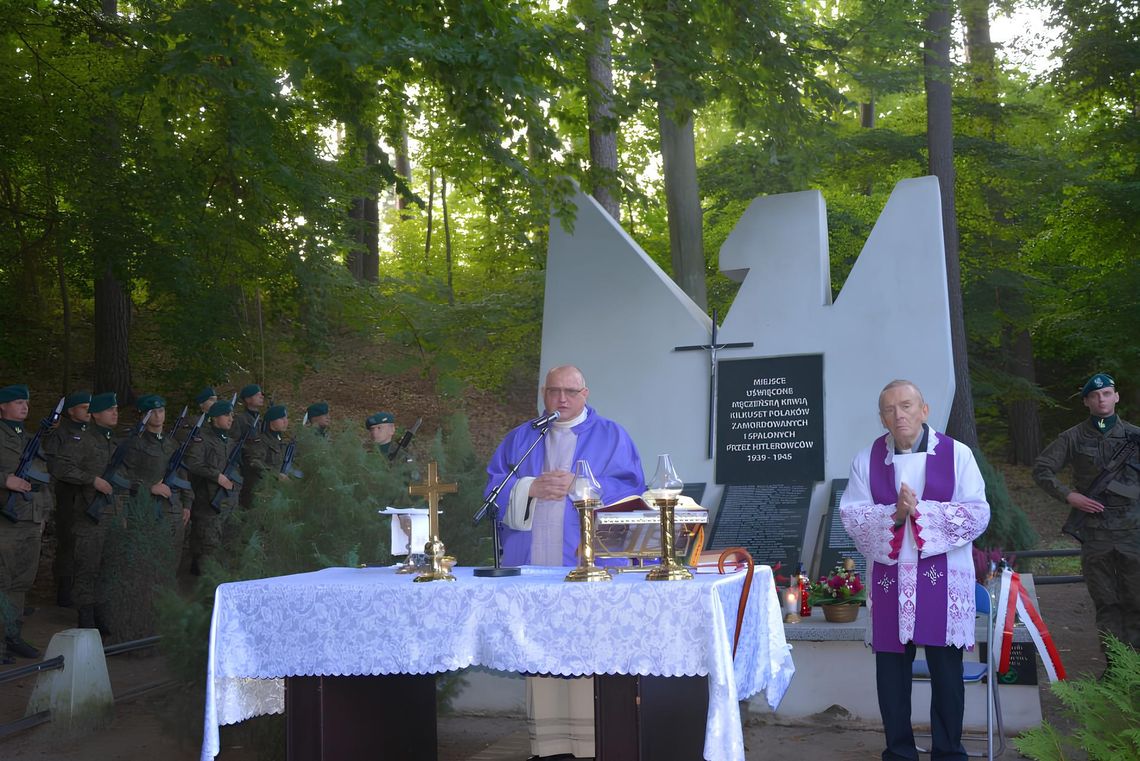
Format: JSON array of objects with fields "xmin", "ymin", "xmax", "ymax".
[
  {"xmin": 156, "ymin": 413, "xmax": 488, "ymax": 725},
  {"xmin": 974, "ymin": 448, "xmax": 1038, "ymax": 553},
  {"xmin": 99, "ymin": 495, "xmax": 180, "ymax": 644},
  {"xmin": 1015, "ymin": 636, "xmax": 1140, "ymax": 760}
]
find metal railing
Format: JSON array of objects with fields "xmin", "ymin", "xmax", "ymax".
[
  {"xmin": 1008, "ymin": 547, "xmax": 1083, "ymax": 585},
  {"xmin": 0, "ymin": 634, "xmax": 164, "ymax": 739}
]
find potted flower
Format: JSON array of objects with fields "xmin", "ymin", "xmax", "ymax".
[{"xmin": 807, "ymin": 560, "xmax": 866, "ymax": 623}]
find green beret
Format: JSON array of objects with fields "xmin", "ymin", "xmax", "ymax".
[
  {"xmin": 194, "ymin": 386, "xmax": 217, "ymax": 405},
  {"xmin": 135, "ymin": 394, "xmax": 166, "ymax": 412},
  {"xmin": 207, "ymin": 400, "xmax": 234, "ymax": 418},
  {"xmin": 1082, "ymin": 373, "xmax": 1116, "ymax": 397},
  {"xmin": 89, "ymin": 392, "xmax": 118, "ymax": 414},
  {"xmin": 0, "ymin": 384, "xmax": 29, "ymax": 403},
  {"xmin": 239, "ymin": 384, "xmax": 262, "ymax": 400},
  {"xmin": 365, "ymin": 411, "xmax": 394, "ymax": 428},
  {"xmin": 65, "ymin": 391, "xmax": 92, "ymax": 409},
  {"xmin": 265, "ymin": 404, "xmax": 287, "ymax": 423},
  {"xmin": 307, "ymin": 402, "xmax": 329, "ymax": 418}
]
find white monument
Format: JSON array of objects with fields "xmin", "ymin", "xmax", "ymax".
[{"xmin": 539, "ymin": 176, "xmax": 954, "ymax": 571}]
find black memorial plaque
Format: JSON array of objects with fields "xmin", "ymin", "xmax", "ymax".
[
  {"xmin": 716, "ymin": 355, "xmax": 824, "ymax": 484},
  {"xmin": 708, "ymin": 483, "xmax": 811, "ymax": 579},
  {"xmin": 816, "ymin": 478, "xmax": 867, "ymax": 580}
]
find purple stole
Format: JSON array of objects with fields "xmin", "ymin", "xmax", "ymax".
[{"xmin": 868, "ymin": 432, "xmax": 956, "ymax": 652}]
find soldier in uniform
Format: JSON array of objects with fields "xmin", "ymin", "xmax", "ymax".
[
  {"xmin": 365, "ymin": 412, "xmax": 396, "ymax": 456},
  {"xmin": 1034, "ymin": 373, "xmax": 1140, "ymax": 656},
  {"xmin": 195, "ymin": 387, "xmax": 218, "ymax": 416},
  {"xmin": 0, "ymin": 384, "xmax": 52, "ymax": 662},
  {"xmin": 232, "ymin": 384, "xmax": 264, "ymax": 509},
  {"xmin": 51, "ymin": 392, "xmax": 118, "ymax": 630},
  {"xmin": 246, "ymin": 405, "xmax": 293, "ymax": 491},
  {"xmin": 43, "ymin": 391, "xmax": 92, "ymax": 608},
  {"xmin": 305, "ymin": 402, "xmax": 330, "ymax": 437},
  {"xmin": 122, "ymin": 394, "xmax": 189, "ymax": 573},
  {"xmin": 185, "ymin": 400, "xmax": 239, "ymax": 574}
]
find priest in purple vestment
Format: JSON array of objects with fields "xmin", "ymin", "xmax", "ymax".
[
  {"xmin": 483, "ymin": 365, "xmax": 645, "ymax": 760},
  {"xmin": 485, "ymin": 365, "xmax": 645, "ymax": 568},
  {"xmin": 840, "ymin": 379, "xmax": 989, "ymax": 761}
]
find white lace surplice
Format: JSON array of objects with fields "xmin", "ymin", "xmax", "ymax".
[
  {"xmin": 839, "ymin": 431, "xmax": 990, "ymax": 650},
  {"xmin": 201, "ymin": 565, "xmax": 794, "ymax": 761}
]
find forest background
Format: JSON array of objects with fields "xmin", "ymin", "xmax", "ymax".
[{"xmin": 0, "ymin": 0, "xmax": 1135, "ymax": 484}]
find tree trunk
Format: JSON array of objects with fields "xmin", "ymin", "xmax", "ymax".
[
  {"xmin": 57, "ymin": 242, "xmax": 72, "ymax": 397},
  {"xmin": 1006, "ymin": 327, "xmax": 1042, "ymax": 464},
  {"xmin": 923, "ymin": 0, "xmax": 976, "ymax": 447},
  {"xmin": 346, "ymin": 122, "xmax": 380, "ymax": 283},
  {"xmin": 582, "ymin": 0, "xmax": 620, "ymax": 221},
  {"xmin": 94, "ymin": 263, "xmax": 133, "ymax": 401},
  {"xmin": 657, "ymin": 100, "xmax": 708, "ymax": 310},
  {"xmin": 424, "ymin": 167, "xmax": 435, "ymax": 269},
  {"xmin": 860, "ymin": 96, "xmax": 875, "ymax": 195},
  {"xmin": 395, "ymin": 126, "xmax": 412, "ymax": 213},
  {"xmin": 91, "ymin": 0, "xmax": 132, "ymax": 403},
  {"xmin": 441, "ymin": 175, "xmax": 454, "ymax": 306}
]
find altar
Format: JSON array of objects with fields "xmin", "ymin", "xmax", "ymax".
[{"xmin": 201, "ymin": 564, "xmax": 794, "ymax": 761}]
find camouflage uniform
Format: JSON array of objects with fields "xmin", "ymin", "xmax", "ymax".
[
  {"xmin": 245, "ymin": 429, "xmax": 288, "ymax": 483},
  {"xmin": 49, "ymin": 422, "xmax": 115, "ymax": 613},
  {"xmin": 184, "ymin": 426, "xmax": 239, "ymax": 563},
  {"xmin": 1034, "ymin": 417, "xmax": 1140, "ymax": 649},
  {"xmin": 231, "ymin": 409, "xmax": 260, "ymax": 508},
  {"xmin": 44, "ymin": 417, "xmax": 86, "ymax": 604},
  {"xmin": 121, "ymin": 430, "xmax": 186, "ymax": 571},
  {"xmin": 0, "ymin": 419, "xmax": 52, "ymax": 658}
]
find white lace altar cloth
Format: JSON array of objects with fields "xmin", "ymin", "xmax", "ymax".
[{"xmin": 201, "ymin": 565, "xmax": 794, "ymax": 761}]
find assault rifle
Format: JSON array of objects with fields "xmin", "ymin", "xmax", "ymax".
[
  {"xmin": 154, "ymin": 412, "xmax": 203, "ymax": 518},
  {"xmin": 169, "ymin": 405, "xmax": 189, "ymax": 439},
  {"xmin": 2, "ymin": 396, "xmax": 65, "ymax": 523},
  {"xmin": 387, "ymin": 417, "xmax": 422, "ymax": 462},
  {"xmin": 1062, "ymin": 431, "xmax": 1140, "ymax": 542},
  {"xmin": 86, "ymin": 411, "xmax": 152, "ymax": 523},
  {"xmin": 211, "ymin": 412, "xmax": 259, "ymax": 512},
  {"xmin": 280, "ymin": 439, "xmax": 303, "ymax": 479}
]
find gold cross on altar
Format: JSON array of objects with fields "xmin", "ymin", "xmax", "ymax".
[{"xmin": 408, "ymin": 461, "xmax": 457, "ymax": 539}]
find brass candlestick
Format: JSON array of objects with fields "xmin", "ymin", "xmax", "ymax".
[
  {"xmin": 645, "ymin": 454, "xmax": 692, "ymax": 582},
  {"xmin": 645, "ymin": 495, "xmax": 693, "ymax": 581},
  {"xmin": 565, "ymin": 460, "xmax": 611, "ymax": 583},
  {"xmin": 409, "ymin": 462, "xmax": 459, "ymax": 583},
  {"xmin": 565, "ymin": 498, "xmax": 611, "ymax": 582}
]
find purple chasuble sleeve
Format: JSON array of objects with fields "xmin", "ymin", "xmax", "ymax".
[{"xmin": 484, "ymin": 406, "xmax": 645, "ymax": 567}]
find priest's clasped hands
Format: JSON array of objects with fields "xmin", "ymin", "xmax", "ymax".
[
  {"xmin": 529, "ymin": 470, "xmax": 574, "ymax": 501},
  {"xmin": 893, "ymin": 482, "xmax": 918, "ymax": 527}
]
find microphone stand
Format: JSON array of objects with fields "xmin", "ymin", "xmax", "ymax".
[{"xmin": 472, "ymin": 423, "xmax": 554, "ymax": 578}]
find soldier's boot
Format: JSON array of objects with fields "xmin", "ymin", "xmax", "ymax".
[
  {"xmin": 1, "ymin": 643, "xmax": 12, "ymax": 665},
  {"xmin": 5, "ymin": 621, "xmax": 41, "ymax": 659},
  {"xmin": 77, "ymin": 605, "xmax": 97, "ymax": 630},
  {"xmin": 56, "ymin": 577, "xmax": 74, "ymax": 608}
]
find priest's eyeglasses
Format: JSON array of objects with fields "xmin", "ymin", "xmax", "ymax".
[{"xmin": 543, "ymin": 387, "xmax": 584, "ymax": 398}]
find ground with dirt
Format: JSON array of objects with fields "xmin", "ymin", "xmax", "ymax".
[{"xmin": 0, "ymin": 351, "xmax": 1105, "ymax": 759}]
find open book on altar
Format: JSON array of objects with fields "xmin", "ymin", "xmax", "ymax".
[
  {"xmin": 378, "ymin": 506, "xmax": 431, "ymax": 556},
  {"xmin": 594, "ymin": 494, "xmax": 708, "ymax": 566}
]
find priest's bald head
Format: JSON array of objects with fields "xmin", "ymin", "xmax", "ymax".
[{"xmin": 542, "ymin": 365, "xmax": 590, "ymax": 421}]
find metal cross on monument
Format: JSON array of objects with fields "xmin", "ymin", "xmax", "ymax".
[
  {"xmin": 408, "ymin": 461, "xmax": 459, "ymax": 582},
  {"xmin": 673, "ymin": 308, "xmax": 754, "ymax": 459}
]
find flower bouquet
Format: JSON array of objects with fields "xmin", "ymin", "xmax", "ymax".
[{"xmin": 807, "ymin": 562, "xmax": 866, "ymax": 622}]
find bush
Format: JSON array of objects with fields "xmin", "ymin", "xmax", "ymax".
[
  {"xmin": 1015, "ymin": 636, "xmax": 1140, "ymax": 760},
  {"xmin": 156, "ymin": 413, "xmax": 490, "ymax": 754},
  {"xmin": 974, "ymin": 448, "xmax": 1038, "ymax": 556}
]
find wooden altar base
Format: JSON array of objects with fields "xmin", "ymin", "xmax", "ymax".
[
  {"xmin": 595, "ymin": 675, "xmax": 709, "ymax": 761},
  {"xmin": 286, "ymin": 674, "xmax": 438, "ymax": 761}
]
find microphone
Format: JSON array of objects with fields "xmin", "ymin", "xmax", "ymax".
[{"xmin": 530, "ymin": 410, "xmax": 560, "ymax": 429}]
